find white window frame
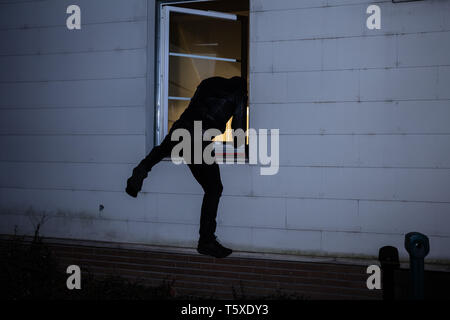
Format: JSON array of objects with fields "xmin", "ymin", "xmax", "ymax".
[{"xmin": 155, "ymin": 4, "xmax": 238, "ymax": 144}]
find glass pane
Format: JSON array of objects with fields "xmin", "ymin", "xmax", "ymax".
[
  {"xmin": 168, "ymin": 99, "xmax": 189, "ymax": 132},
  {"xmin": 166, "ymin": 9, "xmax": 246, "ymax": 144},
  {"xmin": 170, "ymin": 12, "xmax": 241, "ymax": 60},
  {"xmin": 169, "ymin": 55, "xmax": 241, "ymax": 98}
]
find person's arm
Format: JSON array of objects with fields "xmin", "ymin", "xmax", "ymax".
[{"xmin": 231, "ymin": 85, "xmax": 248, "ymax": 147}]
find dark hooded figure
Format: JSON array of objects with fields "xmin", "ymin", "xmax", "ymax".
[{"xmin": 126, "ymin": 76, "xmax": 248, "ymax": 258}]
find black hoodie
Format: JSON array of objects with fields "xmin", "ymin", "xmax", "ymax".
[{"xmin": 178, "ymin": 76, "xmax": 248, "ymax": 134}]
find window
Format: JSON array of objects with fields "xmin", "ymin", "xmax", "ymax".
[{"xmin": 156, "ymin": 0, "xmax": 249, "ymax": 162}]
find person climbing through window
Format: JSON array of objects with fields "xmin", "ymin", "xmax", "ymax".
[{"xmin": 126, "ymin": 76, "xmax": 247, "ymax": 258}]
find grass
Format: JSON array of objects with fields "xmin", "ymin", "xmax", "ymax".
[{"xmin": 0, "ymin": 225, "xmax": 180, "ymax": 300}]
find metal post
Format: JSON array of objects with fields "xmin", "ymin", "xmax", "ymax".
[
  {"xmin": 404, "ymin": 232, "xmax": 430, "ymax": 300},
  {"xmin": 378, "ymin": 246, "xmax": 400, "ymax": 300}
]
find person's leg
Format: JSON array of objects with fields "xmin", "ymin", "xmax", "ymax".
[
  {"xmin": 126, "ymin": 120, "xmax": 186, "ymax": 197},
  {"xmin": 187, "ymin": 159, "xmax": 232, "ymax": 258},
  {"xmin": 138, "ymin": 129, "xmax": 178, "ymax": 172},
  {"xmin": 187, "ymin": 162, "xmax": 223, "ymax": 242}
]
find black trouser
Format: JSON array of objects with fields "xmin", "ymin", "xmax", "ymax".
[{"xmin": 139, "ymin": 120, "xmax": 223, "ymax": 242}]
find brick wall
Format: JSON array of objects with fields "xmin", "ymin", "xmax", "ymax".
[
  {"xmin": 35, "ymin": 238, "xmax": 381, "ymax": 300},
  {"xmin": 5, "ymin": 236, "xmax": 450, "ymax": 299}
]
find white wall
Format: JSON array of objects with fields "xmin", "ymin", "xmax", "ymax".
[{"xmin": 1, "ymin": 0, "xmax": 449, "ymax": 263}]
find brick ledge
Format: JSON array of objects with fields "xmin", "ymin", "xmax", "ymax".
[{"xmin": 1, "ymin": 233, "xmax": 448, "ymax": 272}]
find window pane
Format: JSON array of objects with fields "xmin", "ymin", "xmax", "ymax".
[
  {"xmin": 170, "ymin": 12, "xmax": 242, "ymax": 60},
  {"xmin": 168, "ymin": 99, "xmax": 189, "ymax": 131},
  {"xmin": 164, "ymin": 9, "xmax": 246, "ymax": 144},
  {"xmin": 169, "ymin": 55, "xmax": 241, "ymax": 98}
]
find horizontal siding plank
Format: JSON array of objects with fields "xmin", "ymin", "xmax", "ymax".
[
  {"xmin": 0, "ymin": 187, "xmax": 154, "ymax": 223},
  {"xmin": 360, "ymin": 67, "xmax": 438, "ymax": 101},
  {"xmin": 0, "ymin": 162, "xmax": 135, "ymax": 192},
  {"xmin": 146, "ymin": 162, "xmax": 254, "ymax": 197},
  {"xmin": 428, "ymin": 236, "xmax": 450, "ymax": 261},
  {"xmin": 438, "ymin": 67, "xmax": 450, "ymax": 99},
  {"xmin": 251, "ymin": 1, "xmax": 450, "ymax": 42},
  {"xmin": 286, "ymin": 198, "xmax": 359, "ymax": 232},
  {"xmin": 0, "ymin": 213, "xmax": 199, "ymax": 246},
  {"xmin": 0, "ymin": 49, "xmax": 146, "ymax": 82},
  {"xmin": 0, "ymin": 161, "xmax": 254, "ymax": 197},
  {"xmin": 252, "ymin": 31, "xmax": 450, "ymax": 73},
  {"xmin": 0, "ymin": 20, "xmax": 147, "ymax": 56},
  {"xmin": 252, "ymin": 166, "xmax": 450, "ymax": 202},
  {"xmin": 250, "ymin": 101, "xmax": 450, "ymax": 134},
  {"xmin": 0, "ymin": 0, "xmax": 147, "ymax": 29},
  {"xmin": 218, "ymin": 196, "xmax": 286, "ymax": 228},
  {"xmin": 322, "ymin": 231, "xmax": 405, "ymax": 259},
  {"xmin": 323, "ymin": 0, "xmax": 389, "ymax": 6},
  {"xmin": 2, "ymin": 214, "xmax": 149, "ymax": 244},
  {"xmin": 251, "ymin": 35, "xmax": 398, "ymax": 73},
  {"xmin": 251, "ymin": 228, "xmax": 322, "ymax": 253},
  {"xmin": 155, "ymin": 193, "xmax": 202, "ymax": 225},
  {"xmin": 0, "ymin": 134, "xmax": 146, "ymax": 163},
  {"xmin": 322, "ymin": 35, "xmax": 397, "ymax": 70},
  {"xmin": 250, "ymin": 70, "xmax": 360, "ymax": 103},
  {"xmin": 0, "ymin": 107, "xmax": 145, "ymax": 134},
  {"xmin": 2, "ymin": 162, "xmax": 450, "ymax": 203},
  {"xmin": 279, "ymin": 134, "xmax": 450, "ymax": 168},
  {"xmin": 359, "ymin": 200, "xmax": 450, "ymax": 236},
  {"xmin": 398, "ymin": 31, "xmax": 450, "ymax": 67},
  {"xmin": 251, "ymin": 0, "xmax": 326, "ymax": 12},
  {"xmin": 0, "ymin": 78, "xmax": 146, "ymax": 108},
  {"xmin": 251, "ymin": 67, "xmax": 439, "ymax": 103},
  {"xmin": 251, "ymin": 0, "xmax": 390, "ymax": 12},
  {"xmin": 153, "ymin": 194, "xmax": 286, "ymax": 229},
  {"xmin": 249, "ymin": 41, "xmax": 273, "ymax": 73},
  {"xmin": 274, "ymin": 39, "xmax": 324, "ymax": 72}
]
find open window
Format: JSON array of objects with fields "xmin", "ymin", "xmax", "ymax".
[{"xmin": 156, "ymin": 0, "xmax": 249, "ymax": 162}]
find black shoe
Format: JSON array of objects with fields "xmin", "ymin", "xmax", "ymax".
[
  {"xmin": 197, "ymin": 237, "xmax": 232, "ymax": 258},
  {"xmin": 126, "ymin": 164, "xmax": 148, "ymax": 198}
]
